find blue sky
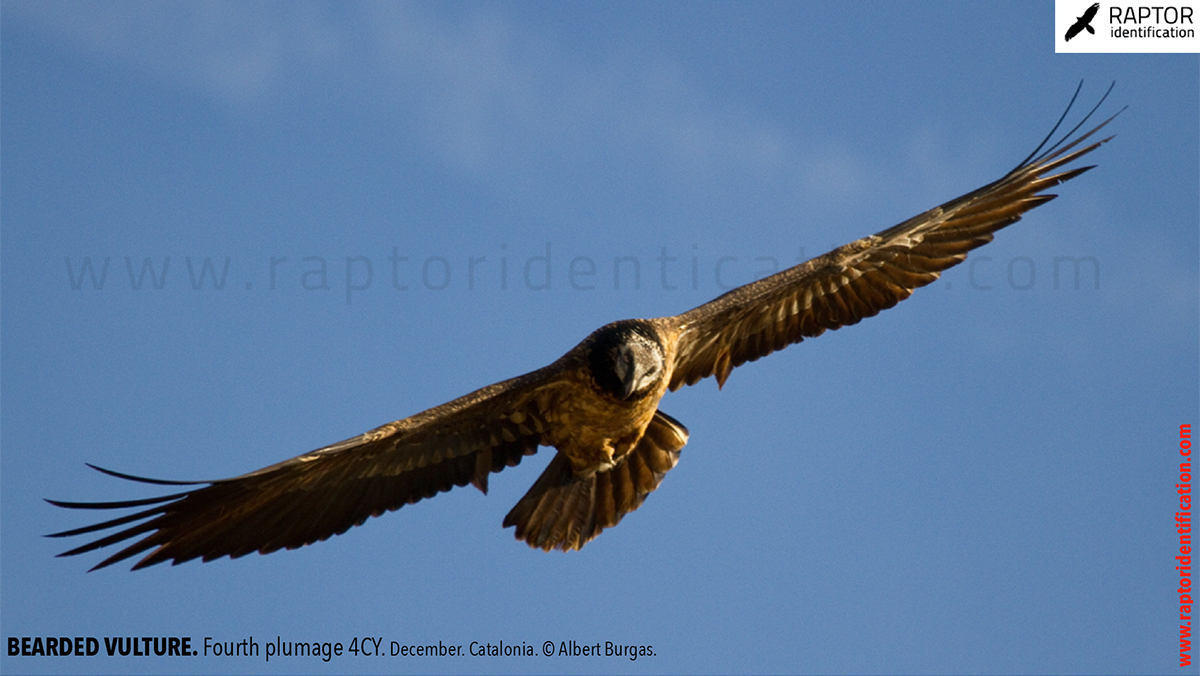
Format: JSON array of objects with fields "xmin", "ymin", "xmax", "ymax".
[{"xmin": 1, "ymin": 2, "xmax": 1196, "ymax": 674}]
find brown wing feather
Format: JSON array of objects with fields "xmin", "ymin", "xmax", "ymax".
[
  {"xmin": 667, "ymin": 100, "xmax": 1120, "ymax": 391},
  {"xmin": 503, "ymin": 410, "xmax": 688, "ymax": 551},
  {"xmin": 47, "ymin": 366, "xmax": 573, "ymax": 571}
]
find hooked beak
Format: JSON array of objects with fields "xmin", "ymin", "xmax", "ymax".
[{"xmin": 615, "ymin": 346, "xmax": 639, "ymax": 400}]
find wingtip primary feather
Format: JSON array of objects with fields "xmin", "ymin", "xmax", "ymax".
[{"xmin": 84, "ymin": 462, "xmax": 210, "ymax": 486}]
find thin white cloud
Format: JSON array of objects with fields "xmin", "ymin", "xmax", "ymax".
[{"xmin": 5, "ymin": 1, "xmax": 872, "ymax": 214}]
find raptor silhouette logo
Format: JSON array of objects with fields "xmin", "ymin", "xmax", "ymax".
[{"xmin": 1065, "ymin": 2, "xmax": 1100, "ymax": 41}]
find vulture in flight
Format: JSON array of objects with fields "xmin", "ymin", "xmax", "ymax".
[{"xmin": 49, "ymin": 85, "xmax": 1120, "ymax": 571}]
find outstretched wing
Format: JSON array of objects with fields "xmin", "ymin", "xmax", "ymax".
[
  {"xmin": 667, "ymin": 85, "xmax": 1121, "ymax": 390},
  {"xmin": 47, "ymin": 366, "xmax": 574, "ymax": 571}
]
